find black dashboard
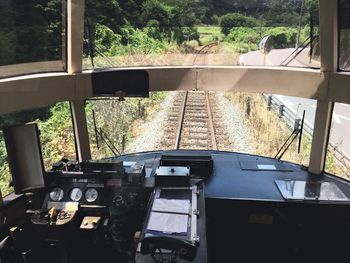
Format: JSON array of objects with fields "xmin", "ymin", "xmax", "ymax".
[{"xmin": 25, "ymin": 150, "xmax": 350, "ymax": 263}]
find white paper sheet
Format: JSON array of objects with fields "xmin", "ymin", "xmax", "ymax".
[
  {"xmin": 257, "ymin": 164, "xmax": 276, "ymax": 170},
  {"xmin": 152, "ymin": 198, "xmax": 190, "ymax": 214},
  {"xmin": 147, "ymin": 212, "xmax": 188, "ymax": 234}
]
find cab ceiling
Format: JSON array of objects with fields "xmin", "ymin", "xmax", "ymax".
[{"xmin": 1, "ymin": 66, "xmax": 344, "ymax": 115}]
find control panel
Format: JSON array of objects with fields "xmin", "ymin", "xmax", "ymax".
[
  {"xmin": 46, "ymin": 177, "xmax": 107, "ymax": 207},
  {"xmin": 28, "ymin": 160, "xmax": 149, "ymax": 262}
]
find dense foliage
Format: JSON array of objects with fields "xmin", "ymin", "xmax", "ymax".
[
  {"xmin": 0, "ymin": 0, "xmax": 320, "ymax": 66},
  {"xmin": 0, "ymin": 104, "xmax": 73, "ymax": 196},
  {"xmin": 81, "ymin": 0, "xmax": 319, "ymax": 61},
  {"xmin": 84, "ymin": 0, "xmax": 205, "ymax": 57},
  {"xmin": 225, "ymin": 26, "xmax": 306, "ymax": 53},
  {"xmin": 0, "ymin": 0, "xmax": 63, "ymax": 66},
  {"xmin": 220, "ymin": 13, "xmax": 259, "ymax": 35}
]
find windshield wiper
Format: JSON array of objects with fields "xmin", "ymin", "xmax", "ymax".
[
  {"xmin": 91, "ymin": 109, "xmax": 121, "ymax": 156},
  {"xmin": 274, "ymin": 110, "xmax": 305, "ymax": 160}
]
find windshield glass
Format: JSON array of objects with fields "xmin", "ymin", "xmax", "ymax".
[
  {"xmin": 326, "ymin": 102, "xmax": 350, "ymax": 179},
  {"xmin": 0, "ymin": 0, "xmax": 66, "ymax": 78},
  {"xmin": 0, "ymin": 103, "xmax": 76, "ymax": 170},
  {"xmin": 339, "ymin": 0, "xmax": 350, "ymax": 71},
  {"xmin": 85, "ymin": 91, "xmax": 319, "ymax": 168},
  {"xmin": 83, "ymin": 0, "xmax": 320, "ymax": 69}
]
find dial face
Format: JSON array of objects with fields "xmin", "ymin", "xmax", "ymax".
[
  {"xmin": 49, "ymin": 187, "xmax": 64, "ymax": 201},
  {"xmin": 69, "ymin": 188, "xmax": 82, "ymax": 202},
  {"xmin": 85, "ymin": 188, "xmax": 98, "ymax": 203}
]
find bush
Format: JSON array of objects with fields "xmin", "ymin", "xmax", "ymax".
[
  {"xmin": 118, "ymin": 27, "xmax": 166, "ymax": 54},
  {"xmin": 225, "ymin": 27, "xmax": 298, "ymax": 51},
  {"xmin": 181, "ymin": 27, "xmax": 200, "ymax": 41},
  {"xmin": 265, "ymin": 27, "xmax": 297, "ymax": 48},
  {"xmin": 144, "ymin": 20, "xmax": 162, "ymax": 40},
  {"xmin": 94, "ymin": 24, "xmax": 122, "ymax": 54},
  {"xmin": 220, "ymin": 13, "xmax": 258, "ymax": 35},
  {"xmin": 39, "ymin": 102, "xmax": 76, "ymax": 168},
  {"xmin": 182, "ymin": 40, "xmax": 199, "ymax": 53},
  {"xmin": 140, "ymin": 0, "xmax": 170, "ymax": 28},
  {"xmin": 226, "ymin": 27, "xmax": 261, "ymax": 44}
]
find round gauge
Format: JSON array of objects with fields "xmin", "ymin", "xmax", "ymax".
[
  {"xmin": 69, "ymin": 188, "xmax": 83, "ymax": 202},
  {"xmin": 49, "ymin": 187, "xmax": 64, "ymax": 201},
  {"xmin": 85, "ymin": 188, "xmax": 98, "ymax": 203}
]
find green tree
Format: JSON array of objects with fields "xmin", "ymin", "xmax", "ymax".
[
  {"xmin": 140, "ymin": 0, "xmax": 170, "ymax": 29},
  {"xmin": 144, "ymin": 20, "xmax": 162, "ymax": 40},
  {"xmin": 85, "ymin": 0, "xmax": 125, "ymax": 32},
  {"xmin": 262, "ymin": 0, "xmax": 300, "ymax": 26},
  {"xmin": 0, "ymin": 0, "xmax": 63, "ymax": 66},
  {"xmin": 94, "ymin": 24, "xmax": 122, "ymax": 54},
  {"xmin": 220, "ymin": 13, "xmax": 258, "ymax": 35}
]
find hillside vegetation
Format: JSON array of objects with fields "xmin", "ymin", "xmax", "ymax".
[{"xmin": 82, "ymin": 0, "xmax": 318, "ymax": 66}]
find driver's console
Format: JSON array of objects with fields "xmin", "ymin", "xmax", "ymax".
[{"xmin": 20, "ymin": 159, "xmax": 207, "ymax": 263}]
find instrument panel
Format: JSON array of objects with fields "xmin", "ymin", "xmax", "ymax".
[
  {"xmin": 49, "ymin": 186, "xmax": 99, "ymax": 203},
  {"xmin": 44, "ymin": 162, "xmax": 146, "ymax": 209},
  {"xmin": 46, "ymin": 176, "xmax": 109, "ymax": 207}
]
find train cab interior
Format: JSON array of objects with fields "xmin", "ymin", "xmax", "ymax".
[{"xmin": 1, "ymin": 0, "xmax": 350, "ymax": 262}]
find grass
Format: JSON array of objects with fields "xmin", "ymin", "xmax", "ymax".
[
  {"xmin": 197, "ymin": 26, "xmax": 224, "ymax": 45},
  {"xmin": 325, "ymin": 145, "xmax": 350, "ymax": 179},
  {"xmin": 87, "ymin": 92, "xmax": 167, "ymax": 159},
  {"xmin": 226, "ymin": 92, "xmax": 312, "ymax": 167},
  {"xmin": 226, "ymin": 92, "xmax": 350, "ymax": 181}
]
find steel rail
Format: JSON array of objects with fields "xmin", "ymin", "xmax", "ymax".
[
  {"xmin": 192, "ymin": 42, "xmax": 218, "ymax": 65},
  {"xmin": 206, "ymin": 92, "xmax": 218, "ymax": 150},
  {"xmin": 175, "ymin": 91, "xmax": 188, "ymax": 149}
]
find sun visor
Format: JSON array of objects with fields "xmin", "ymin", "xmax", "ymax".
[
  {"xmin": 3, "ymin": 123, "xmax": 45, "ymax": 194},
  {"xmin": 91, "ymin": 69, "xmax": 149, "ymax": 98}
]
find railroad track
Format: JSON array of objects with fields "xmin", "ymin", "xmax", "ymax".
[
  {"xmin": 161, "ymin": 91, "xmax": 231, "ymax": 150},
  {"xmin": 192, "ymin": 42, "xmax": 218, "ymax": 65}
]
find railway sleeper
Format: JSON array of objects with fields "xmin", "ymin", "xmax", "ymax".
[
  {"xmin": 186, "ymin": 118, "xmax": 209, "ymax": 122},
  {"xmin": 183, "ymin": 135, "xmax": 209, "ymax": 140},
  {"xmin": 180, "ymin": 143, "xmax": 210, "ymax": 148},
  {"xmin": 185, "ymin": 114, "xmax": 208, "ymax": 119}
]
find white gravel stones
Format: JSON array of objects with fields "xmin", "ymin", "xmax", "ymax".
[
  {"xmin": 124, "ymin": 91, "xmax": 177, "ymax": 153},
  {"xmin": 214, "ymin": 93, "xmax": 252, "ymax": 152}
]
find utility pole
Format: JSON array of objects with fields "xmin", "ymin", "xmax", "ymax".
[{"xmin": 296, "ymin": 0, "xmax": 305, "ymax": 49}]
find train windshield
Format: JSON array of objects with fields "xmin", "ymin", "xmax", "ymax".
[
  {"xmin": 83, "ymin": 90, "xmax": 350, "ymax": 181},
  {"xmin": 85, "ymin": 92, "xmax": 315, "ymax": 164},
  {"xmin": 0, "ymin": 0, "xmax": 66, "ymax": 78},
  {"xmin": 339, "ymin": 0, "xmax": 350, "ymax": 71},
  {"xmin": 83, "ymin": 0, "xmax": 320, "ymax": 69}
]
